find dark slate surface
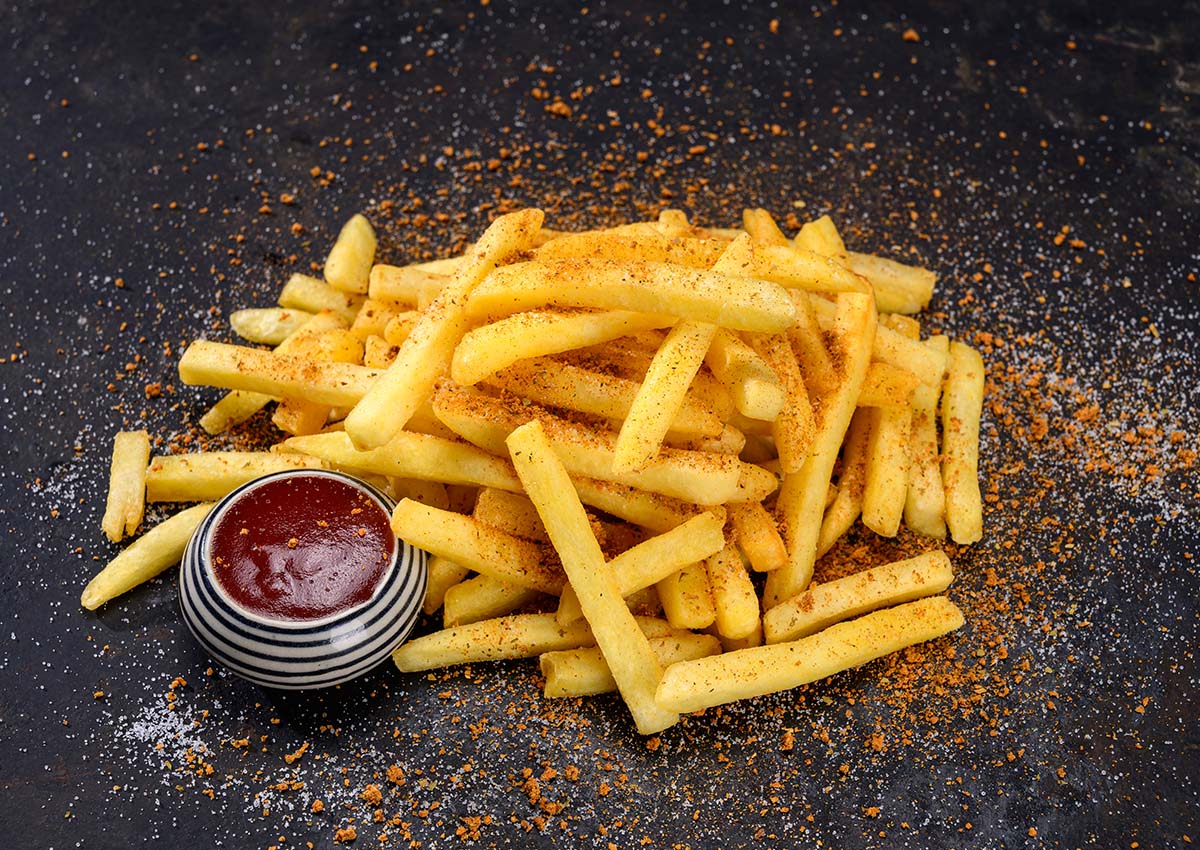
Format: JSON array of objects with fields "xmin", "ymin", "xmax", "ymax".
[{"xmin": 1, "ymin": 2, "xmax": 1197, "ymax": 848}]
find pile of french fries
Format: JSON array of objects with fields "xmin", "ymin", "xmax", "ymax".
[{"xmin": 85, "ymin": 205, "xmax": 985, "ymax": 735}]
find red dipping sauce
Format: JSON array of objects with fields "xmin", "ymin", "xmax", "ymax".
[{"xmin": 208, "ymin": 474, "xmax": 396, "ymax": 621}]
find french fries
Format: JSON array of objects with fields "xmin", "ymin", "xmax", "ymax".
[
  {"xmin": 101, "ymin": 430, "xmax": 151, "ymax": 542},
  {"xmin": 89, "ymin": 204, "xmax": 989, "ymax": 735}
]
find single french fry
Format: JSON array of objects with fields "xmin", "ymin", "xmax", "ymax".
[
  {"xmin": 345, "ymin": 208, "xmax": 545, "ymax": 449},
  {"xmin": 942, "ymin": 341, "xmax": 985, "ymax": 544},
  {"xmin": 861, "ymin": 402, "xmax": 912, "ymax": 537},
  {"xmin": 452, "ymin": 309, "xmax": 675, "ymax": 386},
  {"xmin": 467, "ymin": 258, "xmax": 796, "ymax": 333},
  {"xmin": 744, "ymin": 331, "xmax": 815, "ymax": 474},
  {"xmin": 535, "ymin": 230, "xmax": 726, "ymax": 269},
  {"xmin": 422, "ymin": 555, "xmax": 470, "ymax": 615},
  {"xmin": 507, "ymin": 420, "xmax": 678, "ymax": 735},
  {"xmin": 472, "ymin": 488, "xmax": 549, "ymax": 542},
  {"xmin": 569, "ymin": 477, "xmax": 700, "ymax": 533},
  {"xmin": 738, "ymin": 244, "xmax": 870, "ymax": 295},
  {"xmin": 392, "ymin": 612, "xmax": 677, "ymax": 672},
  {"xmin": 728, "ymin": 500, "xmax": 787, "ymax": 572},
  {"xmin": 880, "ymin": 313, "xmax": 921, "ymax": 339},
  {"xmin": 555, "ymin": 509, "xmax": 727, "ymax": 625},
  {"xmin": 145, "ymin": 451, "xmax": 325, "ymax": 502},
  {"xmin": 704, "ymin": 328, "xmax": 786, "ymax": 421},
  {"xmin": 655, "ymin": 209, "xmax": 693, "ymax": 237},
  {"xmin": 324, "ymin": 214, "xmax": 376, "ymax": 294},
  {"xmin": 391, "ymin": 499, "xmax": 565, "ymax": 595},
  {"xmin": 858, "ymin": 361, "xmax": 921, "ymax": 409},
  {"xmin": 431, "ymin": 385, "xmax": 743, "ymax": 505},
  {"xmin": 179, "ymin": 341, "xmax": 383, "ymax": 407},
  {"xmin": 541, "ymin": 633, "xmax": 722, "ymax": 698},
  {"xmin": 229, "ymin": 307, "xmax": 315, "ymax": 345},
  {"xmin": 278, "ymin": 272, "xmax": 364, "ymax": 322},
  {"xmin": 793, "ymin": 215, "xmax": 848, "ymax": 261},
  {"xmin": 787, "ymin": 290, "xmax": 838, "ymax": 399},
  {"xmin": 763, "ymin": 551, "xmax": 955, "ymax": 643},
  {"xmin": 613, "ymin": 320, "xmax": 719, "ymax": 473},
  {"xmin": 706, "ymin": 544, "xmax": 760, "ymax": 640},
  {"xmin": 81, "ymin": 503, "xmax": 214, "ymax": 610},
  {"xmin": 443, "ymin": 575, "xmax": 541, "ymax": 627},
  {"xmin": 817, "ymin": 408, "xmax": 873, "ymax": 557},
  {"xmin": 483, "ymin": 357, "xmax": 722, "ymax": 439},
  {"xmin": 765, "ymin": 291, "xmax": 877, "ymax": 609},
  {"xmin": 101, "ymin": 430, "xmax": 151, "ymax": 542},
  {"xmin": 656, "ymin": 561, "xmax": 716, "ymax": 631},
  {"xmin": 368, "ymin": 264, "xmax": 448, "ymax": 305},
  {"xmin": 905, "ymin": 337, "xmax": 950, "ymax": 538},
  {"xmin": 846, "ymin": 252, "xmax": 936, "ymax": 315},
  {"xmin": 672, "ymin": 423, "xmax": 746, "ymax": 455},
  {"xmin": 742, "ymin": 208, "xmax": 790, "ymax": 246},
  {"xmin": 657, "ymin": 596, "xmax": 965, "ymax": 713}
]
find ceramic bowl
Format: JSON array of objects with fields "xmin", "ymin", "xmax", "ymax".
[{"xmin": 179, "ymin": 470, "xmax": 427, "ymax": 689}]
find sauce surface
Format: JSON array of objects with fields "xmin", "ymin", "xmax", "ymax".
[{"xmin": 209, "ymin": 474, "xmax": 395, "ymax": 621}]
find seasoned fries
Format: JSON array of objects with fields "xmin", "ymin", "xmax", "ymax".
[{"xmin": 86, "ymin": 204, "xmax": 986, "ymax": 735}]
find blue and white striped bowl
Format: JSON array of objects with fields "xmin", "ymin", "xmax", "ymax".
[{"xmin": 179, "ymin": 470, "xmax": 427, "ymax": 690}]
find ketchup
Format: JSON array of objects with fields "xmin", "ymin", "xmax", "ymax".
[{"xmin": 209, "ymin": 474, "xmax": 395, "ymax": 621}]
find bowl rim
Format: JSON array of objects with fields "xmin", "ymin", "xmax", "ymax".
[{"xmin": 187, "ymin": 468, "xmax": 409, "ymax": 629}]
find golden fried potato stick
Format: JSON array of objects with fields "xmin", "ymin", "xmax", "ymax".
[
  {"xmin": 101, "ymin": 430, "xmax": 151, "ymax": 542},
  {"xmin": 942, "ymin": 341, "xmax": 985, "ymax": 544},
  {"xmin": 728, "ymin": 500, "xmax": 787, "ymax": 572},
  {"xmin": 787, "ymin": 290, "xmax": 838, "ymax": 399},
  {"xmin": 443, "ymin": 575, "xmax": 541, "ymax": 627},
  {"xmin": 857, "ymin": 361, "xmax": 921, "ymax": 409},
  {"xmin": 229, "ymin": 307, "xmax": 315, "ymax": 345},
  {"xmin": 368, "ymin": 264, "xmax": 448, "ymax": 305},
  {"xmin": 535, "ymin": 229, "xmax": 726, "ymax": 269},
  {"xmin": 861, "ymin": 402, "xmax": 912, "ymax": 537},
  {"xmin": 905, "ymin": 336, "xmax": 950, "ymax": 538},
  {"xmin": 278, "ymin": 272, "xmax": 364, "ymax": 322},
  {"xmin": 82, "ymin": 503, "xmax": 214, "ymax": 610},
  {"xmin": 179, "ymin": 340, "xmax": 383, "ymax": 407},
  {"xmin": 345, "ymin": 208, "xmax": 545, "ymax": 449},
  {"xmin": 793, "ymin": 215, "xmax": 848, "ymax": 261},
  {"xmin": 466, "ymin": 258, "xmax": 796, "ymax": 333},
  {"xmin": 452, "ymin": 309, "xmax": 676, "ymax": 386},
  {"xmin": 763, "ymin": 551, "xmax": 955, "ymax": 643},
  {"xmin": 706, "ymin": 544, "xmax": 761, "ymax": 640},
  {"xmin": 540, "ymin": 632, "xmax": 721, "ymax": 698},
  {"xmin": 507, "ymin": 420, "xmax": 679, "ymax": 735},
  {"xmin": 392, "ymin": 613, "xmax": 678, "ymax": 672},
  {"xmin": 323, "ymin": 214, "xmax": 376, "ymax": 294},
  {"xmin": 741, "ymin": 208, "xmax": 790, "ymax": 246},
  {"xmin": 846, "ymin": 252, "xmax": 936, "ymax": 315},
  {"xmin": 656, "ymin": 562, "xmax": 716, "ymax": 631},
  {"xmin": 145, "ymin": 451, "xmax": 326, "ymax": 502},
  {"xmin": 391, "ymin": 499, "xmax": 565, "ymax": 595},
  {"xmin": 765, "ymin": 291, "xmax": 877, "ymax": 609},
  {"xmin": 657, "ymin": 596, "xmax": 964, "ymax": 713},
  {"xmin": 422, "ymin": 555, "xmax": 470, "ymax": 616}
]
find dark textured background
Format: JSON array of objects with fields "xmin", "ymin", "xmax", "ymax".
[{"xmin": 1, "ymin": 2, "xmax": 1197, "ymax": 848}]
